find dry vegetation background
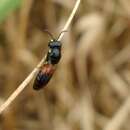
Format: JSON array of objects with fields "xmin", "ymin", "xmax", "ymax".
[{"xmin": 0, "ymin": 0, "xmax": 130, "ymax": 130}]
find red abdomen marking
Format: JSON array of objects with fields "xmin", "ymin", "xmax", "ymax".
[{"xmin": 33, "ymin": 64, "xmax": 55, "ymax": 90}]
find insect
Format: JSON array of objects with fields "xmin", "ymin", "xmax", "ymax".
[{"xmin": 33, "ymin": 30, "xmax": 66, "ymax": 90}]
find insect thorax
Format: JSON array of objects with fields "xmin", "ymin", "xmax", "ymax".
[{"xmin": 46, "ymin": 40, "xmax": 61, "ymax": 64}]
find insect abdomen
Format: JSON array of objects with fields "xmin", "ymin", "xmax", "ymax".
[{"xmin": 33, "ymin": 64, "xmax": 55, "ymax": 90}]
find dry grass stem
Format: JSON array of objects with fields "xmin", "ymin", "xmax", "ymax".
[
  {"xmin": 101, "ymin": 65, "xmax": 129, "ymax": 99},
  {"xmin": 103, "ymin": 97, "xmax": 130, "ymax": 130},
  {"xmin": 1, "ymin": 0, "xmax": 130, "ymax": 129},
  {"xmin": 0, "ymin": 57, "xmax": 45, "ymax": 114},
  {"xmin": 75, "ymin": 13, "xmax": 105, "ymax": 130},
  {"xmin": 0, "ymin": 0, "xmax": 81, "ymax": 114},
  {"xmin": 58, "ymin": 0, "xmax": 81, "ymax": 41}
]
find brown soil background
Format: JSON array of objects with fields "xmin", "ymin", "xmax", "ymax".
[{"xmin": 0, "ymin": 0, "xmax": 130, "ymax": 130}]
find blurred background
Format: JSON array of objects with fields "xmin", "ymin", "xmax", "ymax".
[{"xmin": 0, "ymin": 0, "xmax": 130, "ymax": 130}]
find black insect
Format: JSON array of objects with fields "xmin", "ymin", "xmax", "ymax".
[{"xmin": 33, "ymin": 31, "xmax": 66, "ymax": 90}]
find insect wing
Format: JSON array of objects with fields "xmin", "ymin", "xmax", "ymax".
[{"xmin": 33, "ymin": 64, "xmax": 55, "ymax": 90}]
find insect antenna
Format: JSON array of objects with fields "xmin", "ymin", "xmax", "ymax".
[
  {"xmin": 57, "ymin": 30, "xmax": 68, "ymax": 40},
  {"xmin": 32, "ymin": 23, "xmax": 55, "ymax": 40},
  {"xmin": 43, "ymin": 30, "xmax": 55, "ymax": 40}
]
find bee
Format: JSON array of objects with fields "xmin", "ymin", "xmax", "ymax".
[{"xmin": 33, "ymin": 31, "xmax": 66, "ymax": 90}]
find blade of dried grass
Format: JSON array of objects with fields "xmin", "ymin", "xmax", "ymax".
[
  {"xmin": 101, "ymin": 65, "xmax": 129, "ymax": 99},
  {"xmin": 75, "ymin": 13, "xmax": 105, "ymax": 130},
  {"xmin": 103, "ymin": 96, "xmax": 130, "ymax": 130},
  {"xmin": 111, "ymin": 44, "xmax": 130, "ymax": 67},
  {"xmin": 94, "ymin": 48, "xmax": 129, "ymax": 99},
  {"xmin": 0, "ymin": 0, "xmax": 81, "ymax": 114},
  {"xmin": 58, "ymin": 0, "xmax": 81, "ymax": 41}
]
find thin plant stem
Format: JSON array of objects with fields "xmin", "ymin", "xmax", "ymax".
[
  {"xmin": 0, "ymin": 0, "xmax": 81, "ymax": 114},
  {"xmin": 58, "ymin": 0, "xmax": 80, "ymax": 41}
]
